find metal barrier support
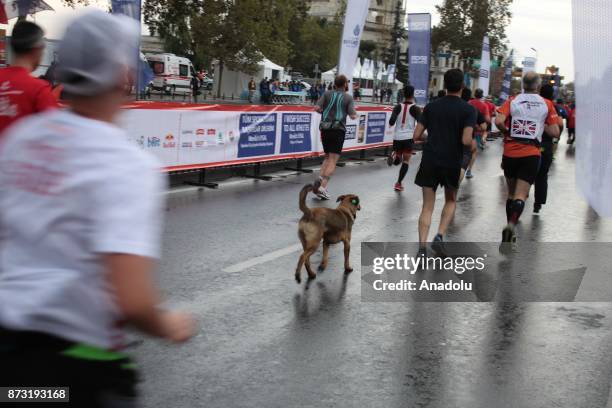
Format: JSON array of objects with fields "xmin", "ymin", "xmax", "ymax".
[
  {"xmin": 243, "ymin": 162, "xmax": 274, "ymax": 181},
  {"xmin": 285, "ymin": 158, "xmax": 313, "ymax": 173},
  {"xmin": 184, "ymin": 168, "xmax": 219, "ymax": 189}
]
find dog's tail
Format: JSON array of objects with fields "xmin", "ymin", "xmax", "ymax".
[{"xmin": 299, "ymin": 184, "xmax": 314, "ymax": 219}]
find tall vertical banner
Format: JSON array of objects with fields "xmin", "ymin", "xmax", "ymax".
[
  {"xmin": 499, "ymin": 50, "xmax": 513, "ymax": 104},
  {"xmin": 407, "ymin": 13, "xmax": 432, "ymax": 106},
  {"xmin": 337, "ymin": 0, "xmax": 369, "ymax": 86},
  {"xmin": 478, "ymin": 35, "xmax": 491, "ymax": 97},
  {"xmin": 572, "ymin": 0, "xmax": 612, "ymax": 216},
  {"xmin": 111, "ymin": 0, "xmax": 152, "ymax": 94}
]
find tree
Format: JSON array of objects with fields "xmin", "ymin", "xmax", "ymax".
[
  {"xmin": 432, "ymin": 0, "xmax": 513, "ymax": 71},
  {"xmin": 359, "ymin": 40, "xmax": 378, "ymax": 61},
  {"xmin": 145, "ymin": 0, "xmax": 295, "ymax": 97},
  {"xmin": 383, "ymin": 0, "xmax": 407, "ymax": 83},
  {"xmin": 288, "ymin": 16, "xmax": 342, "ymax": 77}
]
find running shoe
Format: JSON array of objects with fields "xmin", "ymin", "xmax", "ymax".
[
  {"xmin": 465, "ymin": 169, "xmax": 473, "ymax": 179},
  {"xmin": 501, "ymin": 224, "xmax": 514, "ymax": 243},
  {"xmin": 533, "ymin": 203, "xmax": 542, "ymax": 214},
  {"xmin": 431, "ymin": 234, "xmax": 448, "ymax": 258},
  {"xmin": 394, "ymin": 183, "xmax": 404, "ymax": 192},
  {"xmin": 387, "ymin": 152, "xmax": 396, "ymax": 166},
  {"xmin": 316, "ymin": 187, "xmax": 331, "ymax": 200}
]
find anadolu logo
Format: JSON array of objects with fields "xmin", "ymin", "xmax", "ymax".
[
  {"xmin": 353, "ymin": 25, "xmax": 360, "ymax": 36},
  {"xmin": 196, "ymin": 128, "xmax": 205, "ymax": 136}
]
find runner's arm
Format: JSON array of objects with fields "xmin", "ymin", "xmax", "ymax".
[
  {"xmin": 545, "ymin": 101, "xmax": 561, "ymax": 139},
  {"xmin": 389, "ymin": 104, "xmax": 401, "ymax": 126},
  {"xmin": 462, "ymin": 126, "xmax": 474, "ymax": 146},
  {"xmin": 413, "ymin": 123, "xmax": 426, "ymax": 142},
  {"xmin": 347, "ymin": 96, "xmax": 357, "ymax": 120},
  {"xmin": 409, "ymin": 105, "xmax": 423, "ymax": 122},
  {"xmin": 106, "ymin": 254, "xmax": 193, "ymax": 342}
]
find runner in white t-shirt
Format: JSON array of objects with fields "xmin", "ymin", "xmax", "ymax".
[
  {"xmin": 388, "ymin": 86, "xmax": 422, "ymax": 192},
  {"xmin": 0, "ymin": 11, "xmax": 194, "ymax": 405}
]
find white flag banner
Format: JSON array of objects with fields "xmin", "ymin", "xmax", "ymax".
[
  {"xmin": 478, "ymin": 35, "xmax": 491, "ymax": 96},
  {"xmin": 573, "ymin": 0, "xmax": 612, "ymax": 216},
  {"xmin": 337, "ymin": 0, "xmax": 369, "ymax": 85}
]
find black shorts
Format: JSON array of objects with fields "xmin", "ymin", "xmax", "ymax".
[
  {"xmin": 393, "ymin": 139, "xmax": 414, "ymax": 154},
  {"xmin": 502, "ymin": 155, "xmax": 540, "ymax": 184},
  {"xmin": 0, "ymin": 328, "xmax": 139, "ymax": 407},
  {"xmin": 415, "ymin": 160, "xmax": 461, "ymax": 191},
  {"xmin": 461, "ymin": 146, "xmax": 472, "ymax": 170},
  {"xmin": 321, "ymin": 129, "xmax": 346, "ymax": 155}
]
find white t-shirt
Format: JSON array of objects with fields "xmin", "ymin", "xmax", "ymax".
[{"xmin": 0, "ymin": 109, "xmax": 165, "ymax": 349}]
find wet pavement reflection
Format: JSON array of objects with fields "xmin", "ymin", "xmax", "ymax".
[{"xmin": 135, "ymin": 137, "xmax": 612, "ymax": 408}]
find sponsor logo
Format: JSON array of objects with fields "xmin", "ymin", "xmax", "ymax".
[
  {"xmin": 408, "ymin": 21, "xmax": 429, "ymax": 31},
  {"xmin": 163, "ymin": 133, "xmax": 176, "ymax": 148},
  {"xmin": 353, "ymin": 24, "xmax": 360, "ymax": 36},
  {"xmin": 147, "ymin": 137, "xmax": 161, "ymax": 148},
  {"xmin": 195, "ymin": 140, "xmax": 205, "ymax": 148},
  {"xmin": 415, "ymin": 89, "xmax": 427, "ymax": 98},
  {"xmin": 182, "ymin": 142, "xmax": 193, "ymax": 148},
  {"xmin": 196, "ymin": 128, "xmax": 205, "ymax": 136},
  {"xmin": 182, "ymin": 129, "xmax": 194, "ymax": 135},
  {"xmin": 410, "ymin": 55, "xmax": 428, "ymax": 64},
  {"xmin": 228, "ymin": 131, "xmax": 236, "ymax": 142},
  {"xmin": 207, "ymin": 129, "xmax": 216, "ymax": 136},
  {"xmin": 479, "ymin": 69, "xmax": 489, "ymax": 79},
  {"xmin": 136, "ymin": 136, "xmax": 145, "ymax": 149}
]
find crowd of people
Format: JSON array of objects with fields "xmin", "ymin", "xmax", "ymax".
[
  {"xmin": 0, "ymin": 11, "xmax": 579, "ymax": 407},
  {"xmin": 312, "ymin": 69, "xmax": 577, "ymax": 253}
]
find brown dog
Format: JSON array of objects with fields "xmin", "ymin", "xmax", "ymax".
[{"xmin": 295, "ymin": 184, "xmax": 361, "ymax": 283}]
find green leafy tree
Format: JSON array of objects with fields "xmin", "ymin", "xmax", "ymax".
[
  {"xmin": 289, "ymin": 16, "xmax": 341, "ymax": 77},
  {"xmin": 145, "ymin": 0, "xmax": 295, "ymax": 97},
  {"xmin": 432, "ymin": 0, "xmax": 513, "ymax": 71},
  {"xmin": 383, "ymin": 0, "xmax": 407, "ymax": 83}
]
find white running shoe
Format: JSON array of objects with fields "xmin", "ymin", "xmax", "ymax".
[{"xmin": 316, "ymin": 187, "xmax": 331, "ymax": 200}]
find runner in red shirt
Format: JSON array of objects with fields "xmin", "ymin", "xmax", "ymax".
[
  {"xmin": 465, "ymin": 88, "xmax": 490, "ymax": 178},
  {"xmin": 485, "ymin": 95, "xmax": 497, "ymax": 137},
  {"xmin": 0, "ymin": 21, "xmax": 58, "ymax": 136},
  {"xmin": 495, "ymin": 72, "xmax": 560, "ymax": 246}
]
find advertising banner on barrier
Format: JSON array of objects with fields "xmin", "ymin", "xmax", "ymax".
[
  {"xmin": 407, "ymin": 13, "xmax": 432, "ymax": 106},
  {"xmin": 118, "ymin": 104, "xmax": 394, "ymax": 171}
]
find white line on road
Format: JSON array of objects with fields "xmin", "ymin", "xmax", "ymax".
[{"xmin": 222, "ymin": 244, "xmax": 303, "ymax": 273}]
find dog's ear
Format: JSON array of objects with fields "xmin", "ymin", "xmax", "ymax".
[{"xmin": 336, "ymin": 195, "xmax": 347, "ymax": 203}]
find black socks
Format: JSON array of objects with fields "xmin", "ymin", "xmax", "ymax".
[
  {"xmin": 506, "ymin": 199, "xmax": 512, "ymax": 222},
  {"xmin": 398, "ymin": 163, "xmax": 409, "ymax": 184},
  {"xmin": 509, "ymin": 199, "xmax": 525, "ymax": 225}
]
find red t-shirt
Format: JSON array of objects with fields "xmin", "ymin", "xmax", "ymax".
[
  {"xmin": 486, "ymin": 101, "xmax": 496, "ymax": 118},
  {"xmin": 0, "ymin": 67, "xmax": 58, "ymax": 136},
  {"xmin": 469, "ymin": 99, "xmax": 490, "ymax": 135}
]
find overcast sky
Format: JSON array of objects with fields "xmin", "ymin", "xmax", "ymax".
[{"xmin": 21, "ymin": 0, "xmax": 575, "ymax": 81}]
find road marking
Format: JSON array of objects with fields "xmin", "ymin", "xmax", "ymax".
[{"xmin": 223, "ymin": 244, "xmax": 303, "ymax": 273}]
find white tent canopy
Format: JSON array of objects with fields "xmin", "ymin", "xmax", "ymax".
[{"xmin": 213, "ymin": 57, "xmax": 286, "ymax": 98}]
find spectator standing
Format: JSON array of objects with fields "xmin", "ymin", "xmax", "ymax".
[{"xmin": 248, "ymin": 77, "xmax": 256, "ymax": 103}]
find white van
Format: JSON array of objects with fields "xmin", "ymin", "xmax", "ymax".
[{"xmin": 146, "ymin": 53, "xmax": 195, "ymax": 95}]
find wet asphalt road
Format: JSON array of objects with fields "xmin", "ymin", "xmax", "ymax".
[{"xmin": 133, "ymin": 135, "xmax": 612, "ymax": 408}]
